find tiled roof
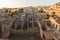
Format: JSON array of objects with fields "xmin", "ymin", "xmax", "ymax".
[{"xmin": 43, "ymin": 31, "xmax": 54, "ymax": 39}]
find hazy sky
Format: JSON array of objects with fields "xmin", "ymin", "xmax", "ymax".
[{"xmin": 0, "ymin": 0, "xmax": 60, "ymax": 8}]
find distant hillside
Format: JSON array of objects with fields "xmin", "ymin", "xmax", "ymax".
[{"xmin": 45, "ymin": 2, "xmax": 60, "ymax": 17}]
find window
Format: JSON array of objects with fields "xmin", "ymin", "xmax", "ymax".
[
  {"xmin": 56, "ymin": 25, "xmax": 57, "ymax": 29},
  {"xmin": 23, "ymin": 22, "xmax": 27, "ymax": 29},
  {"xmin": 33, "ymin": 22, "xmax": 38, "ymax": 27},
  {"xmin": 29, "ymin": 23, "xmax": 32, "ymax": 28},
  {"xmin": 16, "ymin": 25, "xmax": 21, "ymax": 29}
]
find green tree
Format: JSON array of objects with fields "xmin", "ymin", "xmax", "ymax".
[{"xmin": 9, "ymin": 11, "xmax": 17, "ymax": 16}]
